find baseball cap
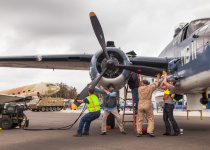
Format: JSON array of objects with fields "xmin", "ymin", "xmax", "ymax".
[
  {"xmin": 168, "ymin": 78, "xmax": 176, "ymax": 85},
  {"xmin": 142, "ymin": 80, "xmax": 149, "ymax": 85},
  {"xmin": 107, "ymin": 83, "xmax": 114, "ymax": 89}
]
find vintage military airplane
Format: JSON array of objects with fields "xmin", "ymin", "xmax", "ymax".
[
  {"xmin": 0, "ymin": 12, "xmax": 209, "ymax": 117},
  {"xmin": 0, "ymin": 82, "xmax": 60, "ymax": 104}
]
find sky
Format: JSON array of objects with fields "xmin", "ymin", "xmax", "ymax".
[{"xmin": 0, "ymin": 0, "xmax": 210, "ymax": 93}]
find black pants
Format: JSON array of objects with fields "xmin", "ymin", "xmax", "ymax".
[{"xmin": 163, "ymin": 103, "xmax": 179, "ymax": 134}]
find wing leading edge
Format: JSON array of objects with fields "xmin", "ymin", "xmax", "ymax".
[
  {"xmin": 0, "ymin": 54, "xmax": 93, "ymax": 70},
  {"xmin": 0, "ymin": 54, "xmax": 169, "ymax": 76}
]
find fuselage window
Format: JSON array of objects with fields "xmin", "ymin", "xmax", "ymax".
[
  {"xmin": 28, "ymin": 90, "xmax": 31, "ymax": 92},
  {"xmin": 18, "ymin": 92, "xmax": 20, "ymax": 94},
  {"xmin": 47, "ymin": 84, "xmax": 54, "ymax": 87},
  {"xmin": 12, "ymin": 93, "xmax": 15, "ymax": 95},
  {"xmin": 23, "ymin": 91, "xmax": 25, "ymax": 93}
]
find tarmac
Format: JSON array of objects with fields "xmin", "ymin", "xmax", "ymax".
[{"xmin": 1, "ymin": 109, "xmax": 210, "ymax": 150}]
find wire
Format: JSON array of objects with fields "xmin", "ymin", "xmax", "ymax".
[
  {"xmin": 23, "ymin": 96, "xmax": 125, "ymax": 131},
  {"xmin": 23, "ymin": 105, "xmax": 87, "ymax": 131}
]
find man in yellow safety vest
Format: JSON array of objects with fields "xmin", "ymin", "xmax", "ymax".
[
  {"xmin": 73, "ymin": 88, "xmax": 101, "ymax": 137},
  {"xmin": 160, "ymin": 72, "xmax": 180, "ymax": 136}
]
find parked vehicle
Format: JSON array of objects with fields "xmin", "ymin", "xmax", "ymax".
[{"xmin": 29, "ymin": 97, "xmax": 64, "ymax": 112}]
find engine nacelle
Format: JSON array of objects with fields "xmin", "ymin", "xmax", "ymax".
[{"xmin": 90, "ymin": 47, "xmax": 131, "ymax": 90}]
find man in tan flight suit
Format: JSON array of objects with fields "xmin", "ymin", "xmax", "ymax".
[{"xmin": 137, "ymin": 73, "xmax": 161, "ymax": 137}]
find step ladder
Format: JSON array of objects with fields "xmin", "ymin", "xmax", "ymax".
[{"xmin": 122, "ymin": 84, "xmax": 136, "ymax": 131}]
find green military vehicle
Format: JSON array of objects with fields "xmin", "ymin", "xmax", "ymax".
[
  {"xmin": 29, "ymin": 97, "xmax": 64, "ymax": 112},
  {"xmin": 0, "ymin": 103, "xmax": 29, "ymax": 130}
]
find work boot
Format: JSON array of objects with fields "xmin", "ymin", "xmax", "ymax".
[
  {"xmin": 121, "ymin": 131, "xmax": 126, "ymax": 134},
  {"xmin": 163, "ymin": 132, "xmax": 171, "ymax": 136},
  {"xmin": 101, "ymin": 132, "xmax": 106, "ymax": 135},
  {"xmin": 148, "ymin": 133, "xmax": 155, "ymax": 137},
  {"xmin": 73, "ymin": 133, "xmax": 82, "ymax": 137},
  {"xmin": 172, "ymin": 132, "xmax": 180, "ymax": 136},
  {"xmin": 136, "ymin": 133, "xmax": 142, "ymax": 137},
  {"xmin": 82, "ymin": 132, "xmax": 89, "ymax": 135}
]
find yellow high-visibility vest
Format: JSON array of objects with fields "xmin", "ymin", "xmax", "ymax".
[
  {"xmin": 163, "ymin": 87, "xmax": 176, "ymax": 100},
  {"xmin": 86, "ymin": 94, "xmax": 100, "ymax": 112}
]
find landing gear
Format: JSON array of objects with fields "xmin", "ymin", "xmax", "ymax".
[
  {"xmin": 200, "ymin": 93, "xmax": 209, "ymax": 105},
  {"xmin": 200, "ymin": 97, "xmax": 209, "ymax": 105},
  {"xmin": 107, "ymin": 113, "xmax": 115, "ymax": 129}
]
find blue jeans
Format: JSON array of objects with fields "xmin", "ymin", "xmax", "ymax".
[
  {"xmin": 163, "ymin": 103, "xmax": 179, "ymax": 134},
  {"xmin": 132, "ymin": 88, "xmax": 139, "ymax": 112},
  {"xmin": 77, "ymin": 111, "xmax": 100, "ymax": 133}
]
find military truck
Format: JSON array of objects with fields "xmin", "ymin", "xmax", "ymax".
[
  {"xmin": 0, "ymin": 103, "xmax": 29, "ymax": 130},
  {"xmin": 29, "ymin": 97, "xmax": 64, "ymax": 112}
]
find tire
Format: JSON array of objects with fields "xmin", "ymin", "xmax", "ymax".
[
  {"xmin": 53, "ymin": 107, "xmax": 56, "ymax": 111},
  {"xmin": 107, "ymin": 113, "xmax": 115, "ymax": 129},
  {"xmin": 0, "ymin": 118, "xmax": 13, "ymax": 130},
  {"xmin": 41, "ymin": 107, "xmax": 45, "ymax": 112},
  {"xmin": 56, "ymin": 107, "xmax": 60, "ymax": 111}
]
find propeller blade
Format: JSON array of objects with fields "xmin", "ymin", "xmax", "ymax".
[
  {"xmin": 89, "ymin": 12, "xmax": 109, "ymax": 59},
  {"xmin": 116, "ymin": 64, "xmax": 164, "ymax": 77},
  {"xmin": 72, "ymin": 68, "xmax": 107, "ymax": 109}
]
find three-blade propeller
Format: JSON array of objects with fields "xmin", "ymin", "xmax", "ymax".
[{"xmin": 72, "ymin": 12, "xmax": 165, "ymax": 109}]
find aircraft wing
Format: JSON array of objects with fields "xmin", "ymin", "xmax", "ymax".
[
  {"xmin": 0, "ymin": 54, "xmax": 168, "ymax": 76},
  {"xmin": 0, "ymin": 54, "xmax": 93, "ymax": 70},
  {"xmin": 0, "ymin": 94, "xmax": 26, "ymax": 104}
]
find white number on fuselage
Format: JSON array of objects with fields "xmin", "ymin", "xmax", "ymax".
[{"xmin": 181, "ymin": 41, "xmax": 197, "ymax": 66}]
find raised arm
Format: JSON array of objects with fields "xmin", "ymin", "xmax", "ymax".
[
  {"xmin": 160, "ymin": 81, "xmax": 167, "ymax": 90},
  {"xmin": 163, "ymin": 73, "xmax": 169, "ymax": 88},
  {"xmin": 151, "ymin": 73, "xmax": 161, "ymax": 91},
  {"xmin": 95, "ymin": 86, "xmax": 106, "ymax": 94}
]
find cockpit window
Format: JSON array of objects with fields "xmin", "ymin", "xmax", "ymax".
[
  {"xmin": 174, "ymin": 22, "xmax": 187, "ymax": 38},
  {"xmin": 47, "ymin": 84, "xmax": 55, "ymax": 87},
  {"xmin": 186, "ymin": 19, "xmax": 210, "ymax": 38}
]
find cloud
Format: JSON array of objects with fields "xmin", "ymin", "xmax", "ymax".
[{"xmin": 0, "ymin": 0, "xmax": 209, "ymax": 92}]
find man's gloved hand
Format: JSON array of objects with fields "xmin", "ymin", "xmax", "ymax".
[{"xmin": 74, "ymin": 94, "xmax": 80, "ymax": 101}]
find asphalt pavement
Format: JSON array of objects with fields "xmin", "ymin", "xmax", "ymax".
[{"xmin": 1, "ymin": 109, "xmax": 210, "ymax": 150}]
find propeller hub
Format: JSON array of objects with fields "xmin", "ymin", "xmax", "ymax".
[
  {"xmin": 107, "ymin": 59, "xmax": 115, "ymax": 69},
  {"xmin": 98, "ymin": 51, "xmax": 123, "ymax": 78}
]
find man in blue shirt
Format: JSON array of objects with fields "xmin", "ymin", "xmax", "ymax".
[
  {"xmin": 128, "ymin": 72, "xmax": 140, "ymax": 114},
  {"xmin": 95, "ymin": 84, "xmax": 126, "ymax": 135}
]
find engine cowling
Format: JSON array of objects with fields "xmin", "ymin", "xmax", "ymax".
[{"xmin": 90, "ymin": 47, "xmax": 131, "ymax": 90}]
